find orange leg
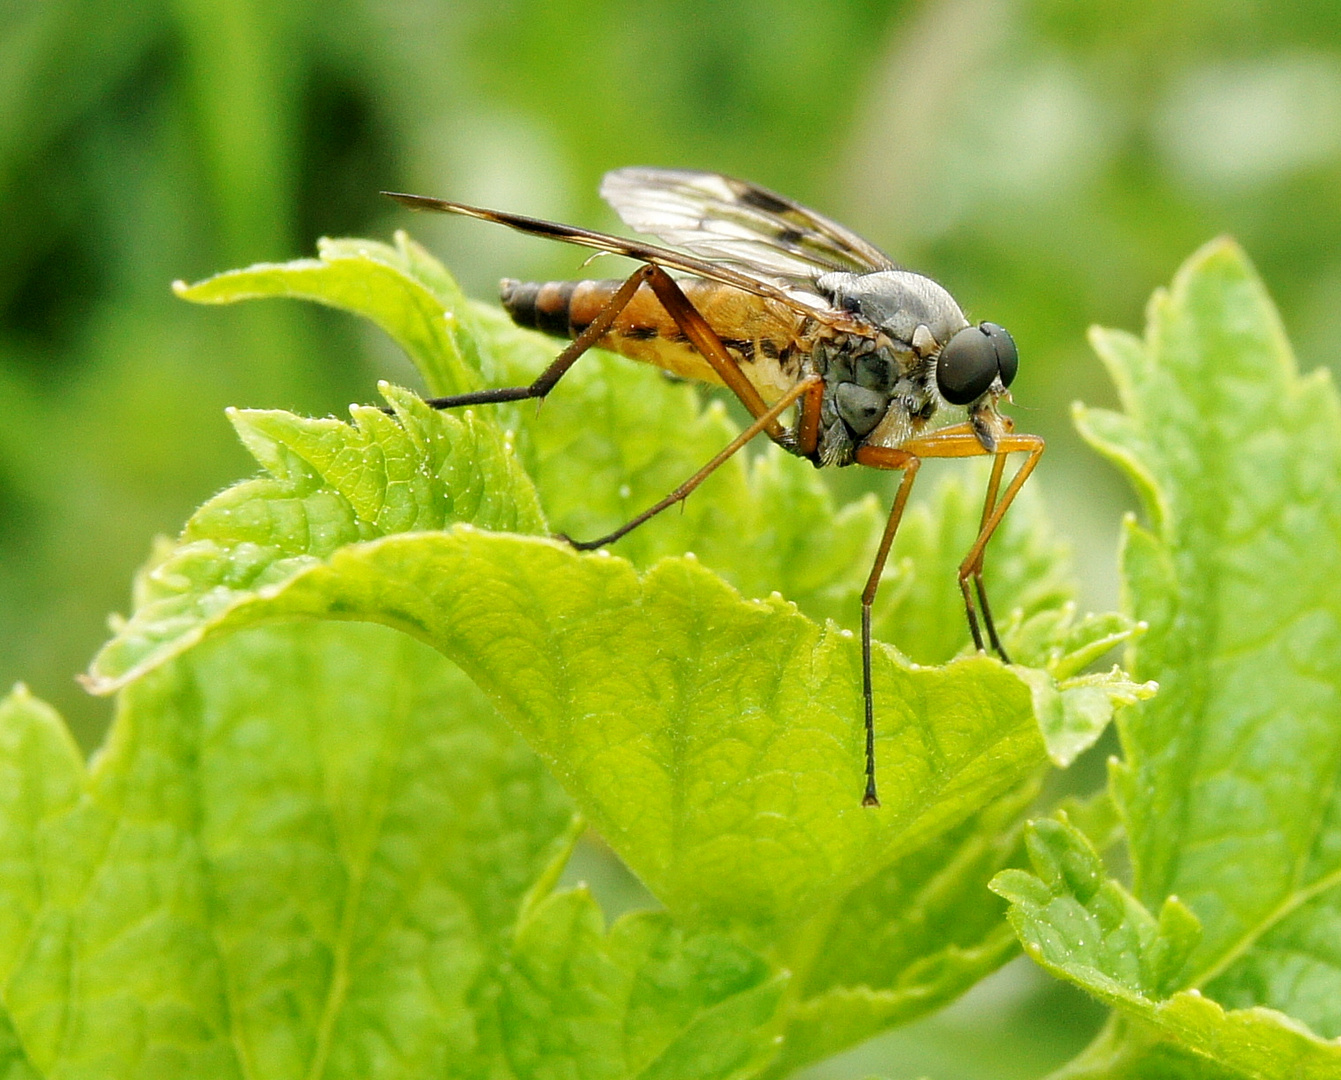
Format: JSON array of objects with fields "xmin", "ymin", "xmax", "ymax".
[
  {"xmin": 892, "ymin": 425, "xmax": 1044, "ymax": 655},
  {"xmin": 405, "ymin": 265, "xmax": 656, "ymax": 411},
  {"xmin": 563, "ymin": 375, "xmax": 823, "ymax": 550},
  {"xmin": 853, "ymin": 425, "xmax": 1045, "ymax": 806},
  {"xmin": 954, "ymin": 432, "xmax": 1045, "ymax": 620},
  {"xmin": 850, "ymin": 445, "xmax": 920, "ymax": 807},
  {"xmin": 792, "ymin": 374, "xmax": 825, "ymax": 458},
  {"xmin": 972, "ymin": 452, "xmax": 1011, "ymax": 659},
  {"xmin": 644, "ymin": 268, "xmax": 786, "ymax": 441},
  {"xmin": 409, "ymin": 264, "xmax": 796, "ymax": 446}
]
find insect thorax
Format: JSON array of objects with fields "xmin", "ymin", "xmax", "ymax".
[
  {"xmin": 808, "ymin": 271, "xmax": 970, "ymax": 466},
  {"xmin": 807, "ymin": 332, "xmax": 922, "ymax": 465}
]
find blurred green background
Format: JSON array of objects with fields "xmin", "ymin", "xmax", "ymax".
[{"xmin": 3, "ymin": 1, "xmax": 1340, "ymax": 1074}]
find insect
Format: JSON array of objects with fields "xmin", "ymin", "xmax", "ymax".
[{"xmin": 384, "ymin": 168, "xmax": 1043, "ymax": 807}]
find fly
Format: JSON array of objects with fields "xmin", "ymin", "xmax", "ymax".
[{"xmin": 384, "ymin": 168, "xmax": 1044, "ymax": 807}]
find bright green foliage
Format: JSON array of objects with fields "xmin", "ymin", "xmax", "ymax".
[
  {"xmin": 88, "ymin": 525, "xmax": 1055, "ymax": 937},
  {"xmin": 85, "ymin": 385, "xmax": 544, "ymax": 690},
  {"xmin": 993, "ymin": 820, "xmax": 1341, "ymax": 1079},
  {"xmin": 89, "ymin": 246, "xmax": 1139, "ymax": 942},
  {"xmin": 763, "ymin": 779, "xmax": 1038, "ymax": 1075},
  {"xmin": 994, "ymin": 820, "xmax": 1204, "ymax": 1009},
  {"xmin": 175, "ymin": 234, "xmax": 488, "ymax": 396},
  {"xmin": 6, "ymin": 236, "xmax": 1147, "ymax": 1077},
  {"xmin": 502, "ymin": 891, "xmax": 786, "ymax": 1079},
  {"xmin": 1084, "ymin": 241, "xmax": 1341, "ymax": 1025},
  {"xmin": 13, "ymin": 5, "xmax": 1341, "ymax": 1073},
  {"xmin": 990, "ymin": 239, "xmax": 1341, "ymax": 1076},
  {"xmin": 1084, "ymin": 239, "xmax": 1341, "ymax": 1020},
  {"xmin": 1, "ymin": 625, "xmax": 788, "ymax": 1079},
  {"xmin": 0, "ymin": 625, "xmax": 578, "ymax": 1079}
]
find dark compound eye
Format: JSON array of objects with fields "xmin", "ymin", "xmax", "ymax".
[
  {"xmin": 936, "ymin": 322, "xmax": 1018, "ymax": 405},
  {"xmin": 983, "ymin": 321, "xmax": 1018, "ymax": 387}
]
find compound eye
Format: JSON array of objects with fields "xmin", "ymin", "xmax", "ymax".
[
  {"xmin": 982, "ymin": 322, "xmax": 1018, "ymax": 387},
  {"xmin": 937, "ymin": 325, "xmax": 1000, "ymax": 405}
]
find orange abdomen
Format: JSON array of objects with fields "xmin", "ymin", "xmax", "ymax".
[{"xmin": 499, "ymin": 277, "xmax": 806, "ymax": 401}]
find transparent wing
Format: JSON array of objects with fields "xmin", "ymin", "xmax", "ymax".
[
  {"xmin": 383, "ymin": 190, "xmax": 847, "ymax": 320},
  {"xmin": 600, "ymin": 167, "xmax": 897, "ymax": 281}
]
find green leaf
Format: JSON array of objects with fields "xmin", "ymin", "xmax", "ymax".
[
  {"xmin": 0, "ymin": 1001, "xmax": 39, "ymax": 1080},
  {"xmin": 74, "ymin": 236, "xmax": 1146, "ymax": 1069},
  {"xmin": 1074, "ymin": 237, "xmax": 1341, "ymax": 1041},
  {"xmin": 501, "ymin": 889, "xmax": 786, "ymax": 1080},
  {"xmin": 0, "ymin": 687, "xmax": 85, "ymax": 1080},
  {"xmin": 1014, "ymin": 662, "xmax": 1154, "ymax": 770},
  {"xmin": 1, "ymin": 624, "xmax": 577, "ymax": 1079},
  {"xmin": 89, "ymin": 525, "xmax": 1054, "ymax": 937},
  {"xmin": 765, "ymin": 779, "xmax": 1041, "ymax": 1074},
  {"xmin": 1047, "ymin": 1015, "xmax": 1263, "ymax": 1080},
  {"xmin": 467, "ymin": 302, "xmax": 888, "ymax": 631},
  {"xmin": 1053, "ymin": 789, "xmax": 1125, "ymax": 858},
  {"xmin": 84, "ymin": 383, "xmax": 543, "ymax": 690},
  {"xmin": 85, "ymin": 242, "xmax": 1140, "ymax": 950},
  {"xmin": 7, "ymin": 625, "xmax": 791, "ymax": 1079},
  {"xmin": 174, "ymin": 233, "xmax": 485, "ymax": 396},
  {"xmin": 869, "ymin": 464, "xmax": 1077, "ymax": 667},
  {"xmin": 992, "ymin": 819, "xmax": 1341, "ymax": 1080}
]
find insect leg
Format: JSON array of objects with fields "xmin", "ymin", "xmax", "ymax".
[
  {"xmin": 896, "ymin": 427, "xmax": 1046, "ymax": 661},
  {"xmin": 643, "ymin": 267, "xmax": 787, "ymax": 443},
  {"xmin": 972, "ymin": 452, "xmax": 1011, "ymax": 660},
  {"xmin": 563, "ymin": 375, "xmax": 823, "ymax": 550},
  {"xmin": 793, "ymin": 376, "xmax": 826, "ymax": 458},
  {"xmin": 851, "ymin": 444, "xmax": 923, "ymax": 808},
  {"xmin": 957, "ymin": 433, "xmax": 1045, "ymax": 627},
  {"xmin": 392, "ymin": 265, "xmax": 657, "ymax": 413}
]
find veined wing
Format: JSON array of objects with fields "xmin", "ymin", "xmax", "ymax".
[
  {"xmin": 600, "ymin": 167, "xmax": 897, "ymax": 280},
  {"xmin": 382, "ymin": 191, "xmax": 851, "ymax": 323}
]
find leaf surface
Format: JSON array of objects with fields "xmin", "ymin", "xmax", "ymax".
[
  {"xmin": 109, "ymin": 239, "xmax": 1149, "ymax": 1069},
  {"xmin": 999, "ymin": 238, "xmax": 1341, "ymax": 1074},
  {"xmin": 176, "ymin": 233, "xmax": 485, "ymax": 396},
  {"xmin": 1075, "ymin": 239, "xmax": 1341, "ymax": 1030},
  {"xmin": 501, "ymin": 890, "xmax": 786, "ymax": 1080},
  {"xmin": 97, "ymin": 248, "xmax": 1141, "ymax": 946},
  {"xmin": 0, "ymin": 625, "xmax": 576, "ymax": 1079},
  {"xmin": 765, "ymin": 779, "xmax": 1039, "ymax": 1074},
  {"xmin": 993, "ymin": 820, "xmax": 1341, "ymax": 1080},
  {"xmin": 91, "ymin": 523, "xmax": 1054, "ymax": 936}
]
